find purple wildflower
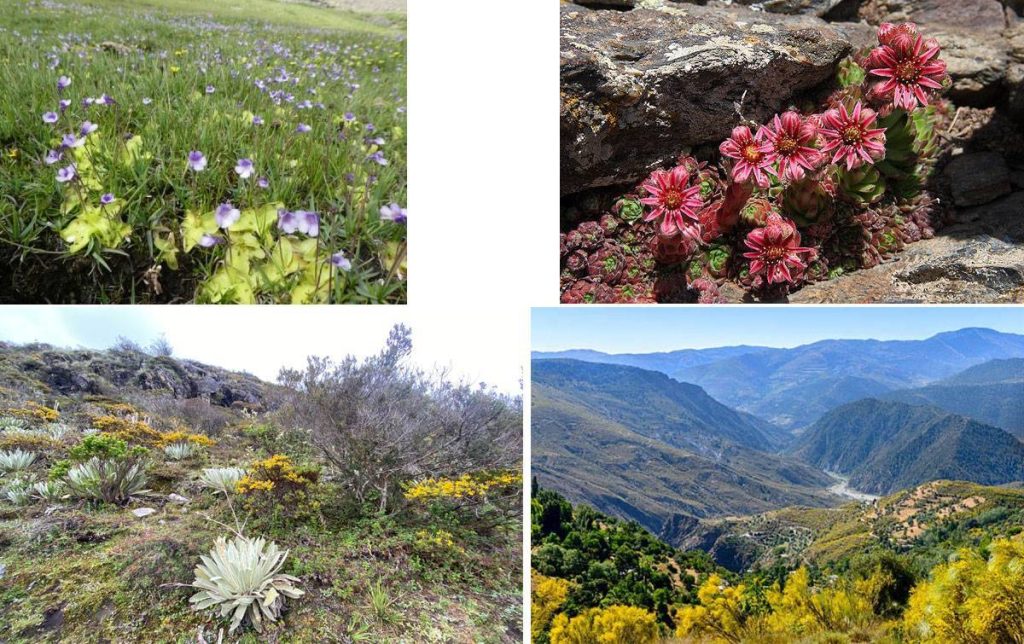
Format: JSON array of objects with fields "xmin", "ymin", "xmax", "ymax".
[
  {"xmin": 277, "ymin": 209, "xmax": 299, "ymax": 234},
  {"xmin": 295, "ymin": 123, "xmax": 311, "ymax": 133},
  {"xmin": 187, "ymin": 151, "xmax": 207, "ymax": 172},
  {"xmin": 252, "ymin": 115, "xmax": 263, "ymax": 125},
  {"xmin": 61, "ymin": 134, "xmax": 82, "ymax": 148},
  {"xmin": 205, "ymin": 85, "xmax": 215, "ymax": 94},
  {"xmin": 42, "ymin": 112, "xmax": 58, "ymax": 124},
  {"xmin": 215, "ymin": 203, "xmax": 241, "ymax": 229},
  {"xmin": 379, "ymin": 203, "xmax": 407, "ymax": 224},
  {"xmin": 198, "ymin": 234, "xmax": 223, "ymax": 248},
  {"xmin": 80, "ymin": 121, "xmax": 98, "ymax": 136},
  {"xmin": 44, "ymin": 149, "xmax": 62, "ymax": 165},
  {"xmin": 58, "ymin": 99, "xmax": 71, "ymax": 112},
  {"xmin": 234, "ymin": 158, "xmax": 254, "ymax": 179},
  {"xmin": 142, "ymin": 97, "xmax": 152, "ymax": 105},
  {"xmin": 330, "ymin": 252, "xmax": 352, "ymax": 271},
  {"xmin": 100, "ymin": 193, "xmax": 116, "ymax": 205},
  {"xmin": 257, "ymin": 177, "xmax": 270, "ymax": 189},
  {"xmin": 57, "ymin": 75, "xmax": 71, "ymax": 92},
  {"xmin": 343, "ymin": 112, "xmax": 355, "ymax": 122},
  {"xmin": 99, "ymin": 94, "xmax": 116, "ymax": 106},
  {"xmin": 295, "ymin": 210, "xmax": 319, "ymax": 237},
  {"xmin": 367, "ymin": 151, "xmax": 387, "ymax": 166},
  {"xmin": 56, "ymin": 164, "xmax": 76, "ymax": 183}
]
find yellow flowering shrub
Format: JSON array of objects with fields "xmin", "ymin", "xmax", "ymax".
[
  {"xmin": 532, "ymin": 572, "xmax": 571, "ymax": 642},
  {"xmin": 91, "ymin": 415, "xmax": 163, "ymax": 444},
  {"xmin": 404, "ymin": 469, "xmax": 521, "ymax": 502},
  {"xmin": 7, "ymin": 401, "xmax": 59, "ymax": 422},
  {"xmin": 156, "ymin": 430, "xmax": 215, "ymax": 448},
  {"xmin": 550, "ymin": 605, "xmax": 659, "ymax": 644},
  {"xmin": 413, "ymin": 529, "xmax": 465, "ymax": 556},
  {"xmin": 676, "ymin": 574, "xmax": 749, "ymax": 642},
  {"xmin": 235, "ymin": 454, "xmax": 318, "ymax": 495},
  {"xmin": 235, "ymin": 454, "xmax": 322, "ymax": 526}
]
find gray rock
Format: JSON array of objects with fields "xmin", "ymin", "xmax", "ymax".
[
  {"xmin": 729, "ymin": 0, "xmax": 860, "ymax": 19},
  {"xmin": 167, "ymin": 493, "xmax": 190, "ymax": 504},
  {"xmin": 560, "ymin": 3, "xmax": 851, "ymax": 195},
  {"xmin": 945, "ymin": 152, "xmax": 1011, "ymax": 207},
  {"xmin": 132, "ymin": 507, "xmax": 157, "ymax": 518},
  {"xmin": 789, "ymin": 192, "xmax": 1024, "ymax": 303}
]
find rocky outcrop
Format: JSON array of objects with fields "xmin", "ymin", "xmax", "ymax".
[
  {"xmin": 560, "ymin": 2, "xmax": 852, "ymax": 195},
  {"xmin": 0, "ymin": 344, "xmax": 270, "ymax": 408},
  {"xmin": 787, "ymin": 192, "xmax": 1024, "ymax": 303}
]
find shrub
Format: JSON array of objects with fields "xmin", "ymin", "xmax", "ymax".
[
  {"xmin": 550, "ymin": 605, "xmax": 659, "ymax": 644},
  {"xmin": 156, "ymin": 430, "xmax": 215, "ymax": 448},
  {"xmin": 532, "ymin": 572, "xmax": 571, "ymax": 643},
  {"xmin": 91, "ymin": 415, "xmax": 163, "ymax": 444},
  {"xmin": 200, "ymin": 467, "xmax": 246, "ymax": 495},
  {"xmin": 236, "ymin": 455, "xmax": 321, "ymax": 525},
  {"xmin": 68, "ymin": 434, "xmax": 129, "ymax": 461},
  {"xmin": 64, "ymin": 457, "xmax": 149, "ymax": 505},
  {"xmin": 31, "ymin": 480, "xmax": 66, "ymax": 503},
  {"xmin": 163, "ymin": 442, "xmax": 197, "ymax": 461},
  {"xmin": 189, "ymin": 535, "xmax": 304, "ymax": 633},
  {"xmin": 6, "ymin": 401, "xmax": 60, "ymax": 422},
  {"xmin": 2, "ymin": 478, "xmax": 34, "ymax": 506},
  {"xmin": 277, "ymin": 324, "xmax": 522, "ymax": 513},
  {"xmin": 0, "ymin": 449, "xmax": 37, "ymax": 473}
]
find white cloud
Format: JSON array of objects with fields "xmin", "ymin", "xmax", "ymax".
[{"xmin": 0, "ymin": 306, "xmax": 524, "ymax": 393}]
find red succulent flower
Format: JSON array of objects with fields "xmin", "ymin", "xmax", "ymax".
[
  {"xmin": 640, "ymin": 165, "xmax": 703, "ymax": 237},
  {"xmin": 818, "ymin": 101, "xmax": 887, "ymax": 170},
  {"xmin": 763, "ymin": 111, "xmax": 821, "ymax": 182},
  {"xmin": 719, "ymin": 125, "xmax": 775, "ymax": 188},
  {"xmin": 742, "ymin": 213, "xmax": 815, "ymax": 285},
  {"xmin": 868, "ymin": 35, "xmax": 946, "ymax": 111},
  {"xmin": 876, "ymin": 22, "xmax": 919, "ymax": 49}
]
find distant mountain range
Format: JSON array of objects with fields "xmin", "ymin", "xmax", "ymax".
[
  {"xmin": 789, "ymin": 399, "xmax": 1024, "ymax": 495},
  {"xmin": 532, "ymin": 360, "xmax": 835, "ymax": 534},
  {"xmin": 534, "ymin": 328, "xmax": 1024, "ymax": 431},
  {"xmin": 879, "ymin": 358, "xmax": 1024, "ymax": 438}
]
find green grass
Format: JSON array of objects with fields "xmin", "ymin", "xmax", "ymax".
[{"xmin": 0, "ymin": 0, "xmax": 406, "ymax": 303}]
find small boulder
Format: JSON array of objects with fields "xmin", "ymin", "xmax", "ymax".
[
  {"xmin": 132, "ymin": 507, "xmax": 157, "ymax": 518},
  {"xmin": 945, "ymin": 152, "xmax": 1012, "ymax": 207},
  {"xmin": 167, "ymin": 493, "xmax": 190, "ymax": 504}
]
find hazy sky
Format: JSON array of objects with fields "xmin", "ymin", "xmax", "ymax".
[
  {"xmin": 532, "ymin": 307, "xmax": 1024, "ymax": 353},
  {"xmin": 0, "ymin": 307, "xmax": 524, "ymax": 392}
]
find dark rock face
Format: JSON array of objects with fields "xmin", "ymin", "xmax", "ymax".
[
  {"xmin": 789, "ymin": 192, "xmax": 1024, "ymax": 303},
  {"xmin": 4, "ymin": 346, "xmax": 269, "ymax": 408},
  {"xmin": 560, "ymin": 3, "xmax": 852, "ymax": 196},
  {"xmin": 731, "ymin": 0, "xmax": 860, "ymax": 19},
  {"xmin": 945, "ymin": 152, "xmax": 1012, "ymax": 207}
]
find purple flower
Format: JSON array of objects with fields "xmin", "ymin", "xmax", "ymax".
[
  {"xmin": 42, "ymin": 112, "xmax": 58, "ymax": 124},
  {"xmin": 57, "ymin": 75, "xmax": 71, "ymax": 92},
  {"xmin": 295, "ymin": 210, "xmax": 319, "ymax": 237},
  {"xmin": 367, "ymin": 151, "xmax": 387, "ymax": 166},
  {"xmin": 100, "ymin": 193, "xmax": 116, "ymax": 205},
  {"xmin": 56, "ymin": 164, "xmax": 76, "ymax": 183},
  {"xmin": 215, "ymin": 203, "xmax": 241, "ymax": 229},
  {"xmin": 379, "ymin": 203, "xmax": 407, "ymax": 224},
  {"xmin": 330, "ymin": 252, "xmax": 352, "ymax": 271},
  {"xmin": 82, "ymin": 97, "xmax": 96, "ymax": 107},
  {"xmin": 368, "ymin": 136, "xmax": 385, "ymax": 146},
  {"xmin": 198, "ymin": 234, "xmax": 223, "ymax": 248},
  {"xmin": 295, "ymin": 123, "xmax": 311, "ymax": 133},
  {"xmin": 252, "ymin": 115, "xmax": 263, "ymax": 125},
  {"xmin": 99, "ymin": 94, "xmax": 116, "ymax": 106},
  {"xmin": 257, "ymin": 177, "xmax": 270, "ymax": 189},
  {"xmin": 58, "ymin": 99, "xmax": 71, "ymax": 112},
  {"xmin": 343, "ymin": 112, "xmax": 355, "ymax": 122},
  {"xmin": 205, "ymin": 85, "xmax": 215, "ymax": 94},
  {"xmin": 187, "ymin": 150, "xmax": 207, "ymax": 172},
  {"xmin": 234, "ymin": 158, "xmax": 254, "ymax": 179},
  {"xmin": 142, "ymin": 97, "xmax": 152, "ymax": 105},
  {"xmin": 61, "ymin": 134, "xmax": 82, "ymax": 148},
  {"xmin": 44, "ymin": 149, "xmax": 62, "ymax": 165},
  {"xmin": 80, "ymin": 121, "xmax": 98, "ymax": 136},
  {"xmin": 277, "ymin": 209, "xmax": 298, "ymax": 234},
  {"xmin": 365, "ymin": 123, "xmax": 376, "ymax": 133}
]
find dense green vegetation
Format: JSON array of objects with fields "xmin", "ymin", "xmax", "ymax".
[
  {"xmin": 532, "ymin": 484, "xmax": 1024, "ymax": 643},
  {"xmin": 0, "ymin": 331, "xmax": 522, "ymax": 641}
]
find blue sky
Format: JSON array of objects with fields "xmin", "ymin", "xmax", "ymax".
[
  {"xmin": 532, "ymin": 307, "xmax": 1024, "ymax": 353},
  {"xmin": 0, "ymin": 307, "xmax": 524, "ymax": 392}
]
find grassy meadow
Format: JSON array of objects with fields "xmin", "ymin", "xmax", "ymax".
[{"xmin": 0, "ymin": 0, "xmax": 406, "ymax": 303}]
